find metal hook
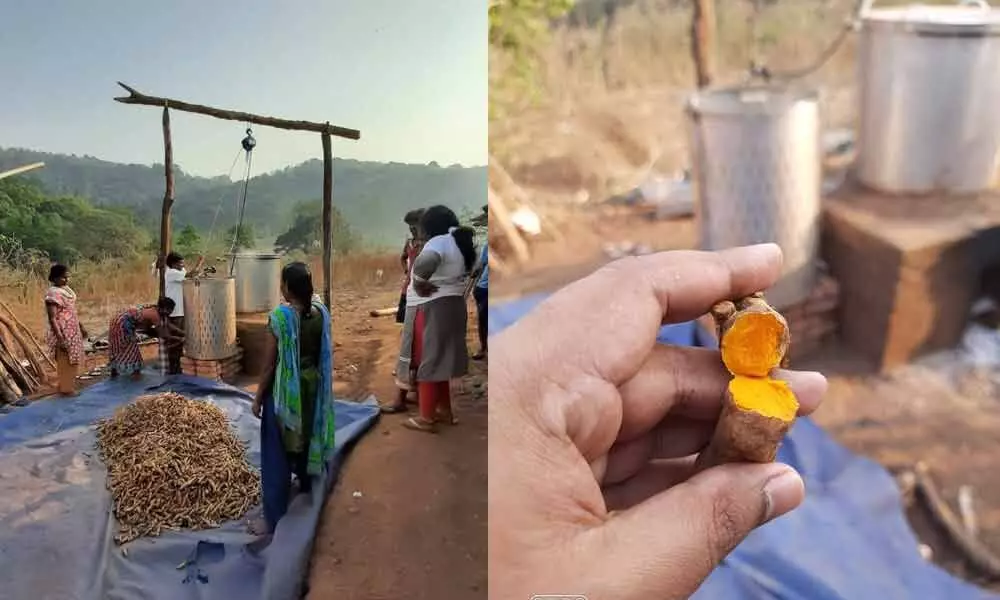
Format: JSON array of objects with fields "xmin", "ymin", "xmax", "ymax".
[{"xmin": 241, "ymin": 128, "xmax": 256, "ymax": 153}]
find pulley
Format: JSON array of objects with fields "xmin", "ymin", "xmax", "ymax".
[{"xmin": 241, "ymin": 128, "xmax": 256, "ymax": 153}]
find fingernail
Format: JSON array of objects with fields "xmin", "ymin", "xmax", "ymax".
[{"xmin": 762, "ymin": 465, "xmax": 804, "ymax": 522}]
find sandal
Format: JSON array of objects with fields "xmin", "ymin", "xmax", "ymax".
[
  {"xmin": 402, "ymin": 417, "xmax": 437, "ymax": 433},
  {"xmin": 435, "ymin": 412, "xmax": 459, "ymax": 426},
  {"xmin": 379, "ymin": 403, "xmax": 407, "ymax": 414}
]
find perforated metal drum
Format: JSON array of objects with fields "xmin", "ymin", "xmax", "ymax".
[{"xmin": 182, "ymin": 277, "xmax": 238, "ymax": 360}]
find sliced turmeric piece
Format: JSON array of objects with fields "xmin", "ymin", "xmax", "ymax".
[{"xmin": 698, "ymin": 293, "xmax": 798, "ymax": 468}]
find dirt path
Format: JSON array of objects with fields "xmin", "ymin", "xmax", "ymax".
[{"xmin": 306, "ymin": 287, "xmax": 488, "ymax": 599}]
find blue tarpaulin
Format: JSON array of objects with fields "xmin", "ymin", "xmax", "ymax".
[
  {"xmin": 490, "ymin": 293, "xmax": 997, "ymax": 600},
  {"xmin": 0, "ymin": 373, "xmax": 379, "ymax": 600}
]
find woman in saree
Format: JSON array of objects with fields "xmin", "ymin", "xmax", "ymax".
[
  {"xmin": 44, "ymin": 264, "xmax": 88, "ymax": 396},
  {"xmin": 251, "ymin": 262, "xmax": 335, "ymax": 535},
  {"xmin": 107, "ymin": 298, "xmax": 175, "ymax": 380},
  {"xmin": 394, "ymin": 205, "xmax": 476, "ymax": 433}
]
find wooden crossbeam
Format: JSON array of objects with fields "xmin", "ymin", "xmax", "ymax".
[{"xmin": 114, "ymin": 82, "xmax": 361, "ymax": 140}]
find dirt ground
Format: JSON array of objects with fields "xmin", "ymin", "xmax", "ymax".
[
  {"xmin": 23, "ymin": 284, "xmax": 488, "ymax": 599},
  {"xmin": 494, "ymin": 213, "xmax": 1000, "ymax": 592},
  {"xmin": 305, "ymin": 287, "xmax": 488, "ymax": 600}
]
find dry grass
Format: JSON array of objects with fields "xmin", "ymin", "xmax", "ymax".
[{"xmin": 0, "ymin": 252, "xmax": 400, "ymax": 339}]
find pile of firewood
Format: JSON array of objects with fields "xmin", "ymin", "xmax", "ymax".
[{"xmin": 0, "ymin": 301, "xmax": 53, "ymax": 403}]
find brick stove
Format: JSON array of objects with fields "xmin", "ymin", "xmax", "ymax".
[{"xmin": 823, "ymin": 180, "xmax": 1000, "ymax": 372}]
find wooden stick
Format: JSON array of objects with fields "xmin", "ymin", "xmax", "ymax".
[
  {"xmin": 115, "ymin": 82, "xmax": 361, "ymax": 140},
  {"xmin": 0, "ymin": 302, "xmax": 55, "ymax": 369},
  {"xmin": 490, "ymin": 249, "xmax": 510, "ymax": 277},
  {"xmin": 0, "ymin": 162, "xmax": 45, "ymax": 181},
  {"xmin": 913, "ymin": 462, "xmax": 1000, "ymax": 577},
  {"xmin": 691, "ymin": 0, "xmax": 717, "ymax": 88},
  {"xmin": 488, "ymin": 187, "xmax": 530, "ymax": 265},
  {"xmin": 488, "ymin": 156, "xmax": 564, "ymax": 243},
  {"xmin": 158, "ymin": 105, "xmax": 174, "ymax": 300},
  {"xmin": 0, "ymin": 318, "xmax": 45, "ymax": 381},
  {"xmin": 321, "ymin": 132, "xmax": 334, "ymax": 308}
]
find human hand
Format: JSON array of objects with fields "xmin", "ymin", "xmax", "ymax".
[
  {"xmin": 488, "ymin": 244, "xmax": 828, "ymax": 600},
  {"xmin": 413, "ymin": 279, "xmax": 438, "ymax": 297},
  {"xmin": 251, "ymin": 396, "xmax": 262, "ymax": 419}
]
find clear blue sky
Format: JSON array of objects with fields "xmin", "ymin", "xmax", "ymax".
[{"xmin": 0, "ymin": 0, "xmax": 486, "ymax": 177}]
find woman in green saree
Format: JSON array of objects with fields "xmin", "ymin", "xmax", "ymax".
[{"xmin": 250, "ymin": 262, "xmax": 335, "ymax": 535}]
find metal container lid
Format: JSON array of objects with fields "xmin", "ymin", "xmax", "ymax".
[
  {"xmin": 688, "ymin": 86, "xmax": 818, "ymax": 118},
  {"xmin": 863, "ymin": 2, "xmax": 1000, "ymax": 34},
  {"xmin": 227, "ymin": 252, "xmax": 281, "ymax": 260}
]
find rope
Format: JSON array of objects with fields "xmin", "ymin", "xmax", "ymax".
[
  {"xmin": 201, "ymin": 147, "xmax": 245, "ymax": 253},
  {"xmin": 745, "ymin": 0, "xmax": 866, "ymax": 84},
  {"xmin": 227, "ymin": 147, "xmax": 254, "ymax": 276}
]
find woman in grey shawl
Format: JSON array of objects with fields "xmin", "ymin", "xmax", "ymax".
[{"xmin": 388, "ymin": 205, "xmax": 476, "ymax": 432}]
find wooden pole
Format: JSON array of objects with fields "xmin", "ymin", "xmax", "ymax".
[
  {"xmin": 691, "ymin": 0, "xmax": 716, "ymax": 88},
  {"xmin": 487, "ymin": 187, "xmax": 530, "ymax": 265},
  {"xmin": 321, "ymin": 131, "xmax": 333, "ymax": 308},
  {"xmin": 115, "ymin": 82, "xmax": 361, "ymax": 140},
  {"xmin": 158, "ymin": 105, "xmax": 174, "ymax": 299},
  {"xmin": 0, "ymin": 162, "xmax": 45, "ymax": 181}
]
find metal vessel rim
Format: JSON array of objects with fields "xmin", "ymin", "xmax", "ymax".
[{"xmin": 688, "ymin": 86, "xmax": 819, "ymax": 118}]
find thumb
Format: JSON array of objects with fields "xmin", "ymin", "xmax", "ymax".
[{"xmin": 590, "ymin": 463, "xmax": 804, "ymax": 600}]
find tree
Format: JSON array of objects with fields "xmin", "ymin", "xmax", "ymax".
[
  {"xmin": 174, "ymin": 225, "xmax": 202, "ymax": 256},
  {"xmin": 0, "ymin": 178, "xmax": 148, "ymax": 264},
  {"xmin": 489, "ymin": 0, "xmax": 576, "ymax": 119},
  {"xmin": 274, "ymin": 200, "xmax": 357, "ymax": 256},
  {"xmin": 225, "ymin": 224, "xmax": 257, "ymax": 251}
]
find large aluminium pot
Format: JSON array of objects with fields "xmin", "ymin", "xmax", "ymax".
[
  {"xmin": 183, "ymin": 277, "xmax": 238, "ymax": 360},
  {"xmin": 228, "ymin": 253, "xmax": 281, "ymax": 314},
  {"xmin": 856, "ymin": 0, "xmax": 1000, "ymax": 194},
  {"xmin": 688, "ymin": 85, "xmax": 821, "ymax": 309}
]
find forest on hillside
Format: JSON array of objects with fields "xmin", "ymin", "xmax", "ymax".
[
  {"xmin": 0, "ymin": 177, "xmax": 359, "ymax": 268},
  {"xmin": 0, "ymin": 148, "xmax": 486, "ymax": 249}
]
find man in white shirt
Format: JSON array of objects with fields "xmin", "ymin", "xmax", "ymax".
[{"xmin": 161, "ymin": 252, "xmax": 203, "ymax": 374}]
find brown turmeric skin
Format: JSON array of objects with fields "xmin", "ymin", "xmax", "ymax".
[{"xmin": 698, "ymin": 292, "xmax": 798, "ymax": 468}]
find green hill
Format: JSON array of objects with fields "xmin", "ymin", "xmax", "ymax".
[{"xmin": 0, "ymin": 148, "xmax": 486, "ymax": 249}]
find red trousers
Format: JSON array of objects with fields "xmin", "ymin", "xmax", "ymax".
[{"xmin": 412, "ymin": 307, "xmax": 451, "ymax": 421}]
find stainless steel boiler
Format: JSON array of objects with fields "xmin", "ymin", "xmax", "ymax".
[
  {"xmin": 856, "ymin": 0, "xmax": 1000, "ymax": 194},
  {"xmin": 688, "ymin": 85, "xmax": 821, "ymax": 308},
  {"xmin": 229, "ymin": 253, "xmax": 282, "ymax": 314}
]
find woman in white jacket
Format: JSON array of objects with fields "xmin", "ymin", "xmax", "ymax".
[{"xmin": 392, "ymin": 205, "xmax": 475, "ymax": 433}]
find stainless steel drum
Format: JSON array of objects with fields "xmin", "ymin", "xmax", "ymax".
[
  {"xmin": 183, "ymin": 277, "xmax": 238, "ymax": 360},
  {"xmin": 229, "ymin": 253, "xmax": 281, "ymax": 314},
  {"xmin": 688, "ymin": 86, "xmax": 821, "ymax": 308},
  {"xmin": 856, "ymin": 1, "xmax": 1000, "ymax": 194}
]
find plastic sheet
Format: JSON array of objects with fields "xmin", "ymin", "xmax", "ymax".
[
  {"xmin": 0, "ymin": 373, "xmax": 378, "ymax": 600},
  {"xmin": 489, "ymin": 295, "xmax": 998, "ymax": 600}
]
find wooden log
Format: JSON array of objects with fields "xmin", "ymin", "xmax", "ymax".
[
  {"xmin": 158, "ymin": 105, "xmax": 174, "ymax": 300},
  {"xmin": 487, "ymin": 187, "xmax": 530, "ymax": 265},
  {"xmin": 488, "ymin": 155, "xmax": 564, "ymax": 242},
  {"xmin": 0, "ymin": 300, "xmax": 53, "ymax": 369},
  {"xmin": 115, "ymin": 82, "xmax": 361, "ymax": 140},
  {"xmin": 913, "ymin": 462, "xmax": 1000, "ymax": 577},
  {"xmin": 691, "ymin": 0, "xmax": 717, "ymax": 88},
  {"xmin": 0, "ymin": 162, "xmax": 45, "ymax": 181},
  {"xmin": 0, "ymin": 311, "xmax": 52, "ymax": 373},
  {"xmin": 322, "ymin": 132, "xmax": 334, "ymax": 308}
]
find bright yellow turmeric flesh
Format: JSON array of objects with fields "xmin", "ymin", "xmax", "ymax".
[
  {"xmin": 728, "ymin": 376, "xmax": 798, "ymax": 422},
  {"xmin": 720, "ymin": 311, "xmax": 786, "ymax": 377}
]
